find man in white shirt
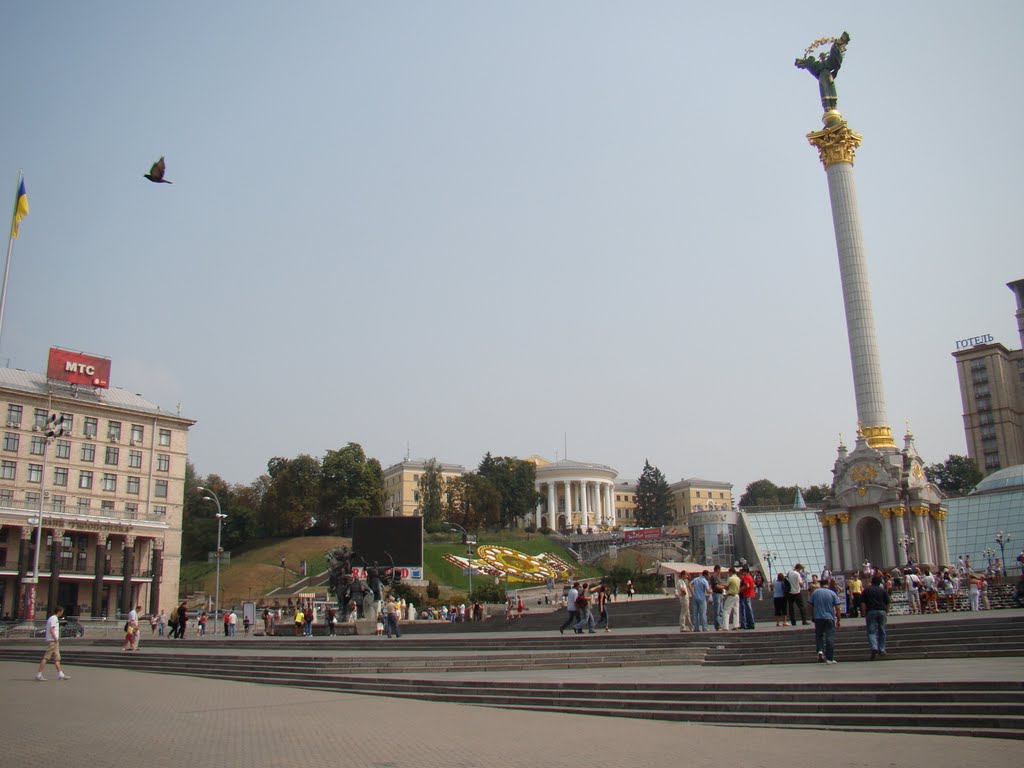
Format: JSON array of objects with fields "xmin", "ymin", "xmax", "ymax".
[
  {"xmin": 676, "ymin": 575, "xmax": 693, "ymax": 632},
  {"xmin": 128, "ymin": 605, "xmax": 141, "ymax": 650},
  {"xmin": 35, "ymin": 606, "xmax": 70, "ymax": 681},
  {"xmin": 786, "ymin": 564, "xmax": 810, "ymax": 626},
  {"xmin": 559, "ymin": 582, "xmax": 580, "ymax": 634}
]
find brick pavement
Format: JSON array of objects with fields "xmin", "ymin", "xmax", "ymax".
[{"xmin": 1, "ymin": 655, "xmax": 1020, "ymax": 768}]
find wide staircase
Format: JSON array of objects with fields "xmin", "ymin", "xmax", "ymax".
[{"xmin": 2, "ymin": 614, "xmax": 1022, "ymax": 739}]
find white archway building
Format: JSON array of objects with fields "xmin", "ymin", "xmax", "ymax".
[{"xmin": 533, "ymin": 459, "xmax": 618, "ymax": 532}]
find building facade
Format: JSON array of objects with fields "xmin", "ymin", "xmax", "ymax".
[
  {"xmin": 0, "ymin": 367, "xmax": 193, "ymax": 620},
  {"xmin": 532, "ymin": 458, "xmax": 618, "ymax": 532},
  {"xmin": 382, "ymin": 459, "xmax": 467, "ymax": 517},
  {"xmin": 952, "ymin": 279, "xmax": 1024, "ymax": 475}
]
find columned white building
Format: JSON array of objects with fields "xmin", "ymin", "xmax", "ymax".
[{"xmin": 532, "ymin": 459, "xmax": 618, "ymax": 532}]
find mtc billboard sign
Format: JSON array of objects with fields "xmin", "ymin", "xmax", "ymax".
[{"xmin": 46, "ymin": 347, "xmax": 111, "ymax": 389}]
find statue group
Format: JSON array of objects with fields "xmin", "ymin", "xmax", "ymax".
[
  {"xmin": 795, "ymin": 31, "xmax": 850, "ymax": 113},
  {"xmin": 325, "ymin": 545, "xmax": 392, "ymax": 621}
]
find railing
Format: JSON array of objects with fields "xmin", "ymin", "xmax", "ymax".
[{"xmin": 0, "ymin": 498, "xmax": 167, "ymax": 522}]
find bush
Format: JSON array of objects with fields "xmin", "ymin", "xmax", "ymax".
[
  {"xmin": 468, "ymin": 582, "xmax": 506, "ymax": 604},
  {"xmin": 426, "ymin": 581, "xmax": 440, "ymax": 599},
  {"xmin": 387, "ymin": 581, "xmax": 419, "ymax": 604}
]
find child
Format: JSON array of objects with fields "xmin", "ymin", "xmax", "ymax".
[
  {"xmin": 123, "ymin": 622, "xmax": 135, "ymax": 651},
  {"xmin": 375, "ymin": 615, "xmax": 384, "ymax": 636}
]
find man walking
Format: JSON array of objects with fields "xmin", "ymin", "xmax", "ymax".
[
  {"xmin": 129, "ymin": 605, "xmax": 141, "ymax": 651},
  {"xmin": 808, "ymin": 580, "xmax": 842, "ymax": 664},
  {"xmin": 35, "ymin": 606, "xmax": 70, "ymax": 681},
  {"xmin": 676, "ymin": 573, "xmax": 693, "ymax": 632},
  {"xmin": 559, "ymin": 582, "xmax": 580, "ymax": 635},
  {"xmin": 786, "ymin": 564, "xmax": 810, "ymax": 626},
  {"xmin": 690, "ymin": 570, "xmax": 711, "ymax": 632},
  {"xmin": 862, "ymin": 574, "xmax": 891, "ymax": 660}
]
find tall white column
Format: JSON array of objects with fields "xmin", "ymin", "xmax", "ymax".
[
  {"xmin": 580, "ymin": 480, "xmax": 590, "ymax": 529},
  {"xmin": 880, "ymin": 510, "xmax": 895, "ymax": 569},
  {"xmin": 808, "ymin": 119, "xmax": 894, "ymax": 450},
  {"xmin": 563, "ymin": 480, "xmax": 572, "ymax": 528},
  {"xmin": 547, "ymin": 482, "xmax": 556, "ymax": 529}
]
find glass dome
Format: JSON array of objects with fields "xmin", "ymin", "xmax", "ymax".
[{"xmin": 973, "ymin": 464, "xmax": 1024, "ymax": 494}]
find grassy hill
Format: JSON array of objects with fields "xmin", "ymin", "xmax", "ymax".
[{"xmin": 179, "ymin": 531, "xmax": 603, "ymax": 605}]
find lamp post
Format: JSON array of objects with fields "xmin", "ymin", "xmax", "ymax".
[
  {"xmin": 23, "ymin": 412, "xmax": 66, "ymax": 621},
  {"xmin": 198, "ymin": 488, "xmax": 227, "ymax": 634},
  {"xmin": 445, "ymin": 521, "xmax": 476, "ymax": 599},
  {"xmin": 762, "ymin": 551, "xmax": 774, "ymax": 580},
  {"xmin": 982, "ymin": 547, "xmax": 996, "ymax": 574},
  {"xmin": 897, "ymin": 535, "xmax": 916, "ymax": 566},
  {"xmin": 995, "ymin": 531, "xmax": 1012, "ymax": 578}
]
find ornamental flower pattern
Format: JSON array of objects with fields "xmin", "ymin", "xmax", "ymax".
[{"xmin": 442, "ymin": 546, "xmax": 573, "ymax": 582}]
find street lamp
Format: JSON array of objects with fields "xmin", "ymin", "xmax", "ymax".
[
  {"xmin": 445, "ymin": 521, "xmax": 476, "ymax": 599},
  {"xmin": 982, "ymin": 547, "xmax": 997, "ymax": 573},
  {"xmin": 198, "ymin": 488, "xmax": 227, "ymax": 635},
  {"xmin": 279, "ymin": 554, "xmax": 286, "ymax": 587},
  {"xmin": 23, "ymin": 412, "xmax": 66, "ymax": 621},
  {"xmin": 995, "ymin": 531, "xmax": 1012, "ymax": 578},
  {"xmin": 762, "ymin": 550, "xmax": 774, "ymax": 580},
  {"xmin": 897, "ymin": 535, "xmax": 916, "ymax": 565}
]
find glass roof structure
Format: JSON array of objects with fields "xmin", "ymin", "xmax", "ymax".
[
  {"xmin": 740, "ymin": 509, "xmax": 826, "ymax": 578},
  {"xmin": 946, "ymin": 465, "xmax": 1024, "ymax": 575}
]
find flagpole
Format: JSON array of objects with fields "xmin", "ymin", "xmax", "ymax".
[{"xmin": 0, "ymin": 170, "xmax": 24, "ymax": 351}]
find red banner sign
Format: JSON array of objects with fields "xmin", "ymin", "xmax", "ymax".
[
  {"xmin": 623, "ymin": 527, "xmax": 663, "ymax": 542},
  {"xmin": 46, "ymin": 347, "xmax": 111, "ymax": 389}
]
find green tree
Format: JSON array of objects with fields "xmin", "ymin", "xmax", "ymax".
[
  {"xmin": 418, "ymin": 458, "xmax": 446, "ymax": 526},
  {"xmin": 634, "ymin": 460, "xmax": 673, "ymax": 527},
  {"xmin": 739, "ymin": 479, "xmax": 784, "ymax": 508},
  {"xmin": 320, "ymin": 443, "xmax": 384, "ymax": 533},
  {"xmin": 260, "ymin": 454, "xmax": 322, "ymax": 536},
  {"xmin": 925, "ymin": 454, "xmax": 982, "ymax": 497},
  {"xmin": 477, "ymin": 453, "xmax": 542, "ymax": 528},
  {"xmin": 803, "ymin": 483, "xmax": 831, "ymax": 504},
  {"xmin": 452, "ymin": 471, "xmax": 501, "ymax": 530}
]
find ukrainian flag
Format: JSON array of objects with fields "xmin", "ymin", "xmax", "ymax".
[{"xmin": 10, "ymin": 178, "xmax": 28, "ymax": 240}]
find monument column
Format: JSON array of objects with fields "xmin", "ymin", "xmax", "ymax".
[
  {"xmin": 837, "ymin": 513, "xmax": 853, "ymax": 571},
  {"xmin": 879, "ymin": 509, "xmax": 896, "ymax": 569}
]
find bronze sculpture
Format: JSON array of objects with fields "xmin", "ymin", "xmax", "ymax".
[{"xmin": 795, "ymin": 32, "xmax": 850, "ymax": 113}]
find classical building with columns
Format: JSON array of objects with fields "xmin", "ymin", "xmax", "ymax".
[
  {"xmin": 531, "ymin": 458, "xmax": 619, "ymax": 532},
  {"xmin": 0, "ymin": 365, "xmax": 193, "ymax": 620}
]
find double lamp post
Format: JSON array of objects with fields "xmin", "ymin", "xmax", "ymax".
[{"xmin": 198, "ymin": 487, "xmax": 227, "ymax": 634}]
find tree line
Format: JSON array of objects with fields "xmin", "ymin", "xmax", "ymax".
[{"xmin": 181, "ymin": 446, "xmax": 542, "ymax": 560}]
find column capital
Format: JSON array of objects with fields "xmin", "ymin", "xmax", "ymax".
[
  {"xmin": 836, "ymin": 512, "xmax": 850, "ymax": 524},
  {"xmin": 807, "ymin": 120, "xmax": 862, "ymax": 169}
]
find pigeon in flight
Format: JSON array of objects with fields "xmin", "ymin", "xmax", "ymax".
[{"xmin": 144, "ymin": 157, "xmax": 173, "ymax": 184}]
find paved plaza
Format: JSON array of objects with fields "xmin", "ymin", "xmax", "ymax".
[{"xmin": 1, "ymin": 611, "xmax": 1022, "ymax": 768}]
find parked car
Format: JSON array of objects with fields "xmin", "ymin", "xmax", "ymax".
[{"xmin": 31, "ymin": 618, "xmax": 85, "ymax": 638}]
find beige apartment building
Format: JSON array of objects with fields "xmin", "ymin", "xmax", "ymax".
[
  {"xmin": 382, "ymin": 459, "xmax": 467, "ymax": 517},
  {"xmin": 0, "ymin": 367, "xmax": 193, "ymax": 620},
  {"xmin": 952, "ymin": 279, "xmax": 1024, "ymax": 475}
]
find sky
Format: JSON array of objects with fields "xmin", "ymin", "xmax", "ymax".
[{"xmin": 2, "ymin": 3, "xmax": 1021, "ymax": 498}]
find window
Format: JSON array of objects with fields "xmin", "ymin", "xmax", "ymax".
[
  {"xmin": 59, "ymin": 413, "xmax": 73, "ymax": 432},
  {"xmin": 979, "ymin": 412, "xmax": 994, "ymax": 426},
  {"xmin": 155, "ymin": 480, "xmax": 168, "ymax": 498},
  {"xmin": 127, "ymin": 476, "xmax": 140, "ymax": 495},
  {"xmin": 6, "ymin": 404, "xmax": 22, "ymax": 425},
  {"xmin": 52, "ymin": 495, "xmax": 66, "ymax": 512},
  {"xmin": 974, "ymin": 384, "xmax": 991, "ymax": 397},
  {"xmin": 0, "ymin": 461, "xmax": 15, "ymax": 480},
  {"xmin": 3, "ymin": 432, "xmax": 18, "ymax": 452},
  {"xmin": 27, "ymin": 464, "xmax": 42, "ymax": 483},
  {"xmin": 55, "ymin": 440, "xmax": 71, "ymax": 459},
  {"xmin": 153, "ymin": 505, "xmax": 167, "ymax": 516},
  {"xmin": 26, "ymin": 491, "xmax": 40, "ymax": 506},
  {"xmin": 101, "ymin": 500, "xmax": 114, "ymax": 513},
  {"xmin": 0, "ymin": 488, "xmax": 13, "ymax": 504},
  {"xmin": 125, "ymin": 502, "xmax": 138, "ymax": 518},
  {"xmin": 158, "ymin": 429, "xmax": 171, "ymax": 447},
  {"xmin": 970, "ymin": 359, "xmax": 987, "ymax": 372},
  {"xmin": 81, "ymin": 443, "xmax": 95, "ymax": 462},
  {"xmin": 83, "ymin": 417, "xmax": 97, "ymax": 438},
  {"xmin": 128, "ymin": 450, "xmax": 143, "ymax": 469},
  {"xmin": 33, "ymin": 409, "xmax": 47, "ymax": 429},
  {"xmin": 53, "ymin": 467, "xmax": 68, "ymax": 486},
  {"xmin": 102, "ymin": 473, "xmax": 117, "ymax": 492},
  {"xmin": 78, "ymin": 471, "xmax": 93, "ymax": 489},
  {"xmin": 156, "ymin": 454, "xmax": 170, "ymax": 472},
  {"xmin": 105, "ymin": 447, "xmax": 119, "ymax": 466},
  {"xmin": 76, "ymin": 498, "xmax": 90, "ymax": 511},
  {"xmin": 107, "ymin": 421, "xmax": 121, "ymax": 442},
  {"xmin": 976, "ymin": 397, "xmax": 992, "ymax": 411},
  {"xmin": 30, "ymin": 436, "xmax": 45, "ymax": 455},
  {"xmin": 130, "ymin": 424, "xmax": 144, "ymax": 444}
]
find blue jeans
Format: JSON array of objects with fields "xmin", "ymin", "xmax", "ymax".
[
  {"xmin": 559, "ymin": 609, "xmax": 579, "ymax": 633},
  {"xmin": 711, "ymin": 592, "xmax": 724, "ymax": 629},
  {"xmin": 692, "ymin": 597, "xmax": 708, "ymax": 631},
  {"xmin": 866, "ymin": 609, "xmax": 887, "ymax": 653},
  {"xmin": 740, "ymin": 596, "xmax": 755, "ymax": 629},
  {"xmin": 814, "ymin": 618, "xmax": 836, "ymax": 661},
  {"xmin": 385, "ymin": 614, "xmax": 400, "ymax": 638}
]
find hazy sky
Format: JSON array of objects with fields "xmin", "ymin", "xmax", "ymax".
[{"xmin": 2, "ymin": 3, "xmax": 1021, "ymax": 498}]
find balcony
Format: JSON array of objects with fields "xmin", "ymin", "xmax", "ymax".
[{"xmin": 0, "ymin": 497, "xmax": 166, "ymax": 523}]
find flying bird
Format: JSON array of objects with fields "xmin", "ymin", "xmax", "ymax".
[{"xmin": 144, "ymin": 157, "xmax": 172, "ymax": 184}]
